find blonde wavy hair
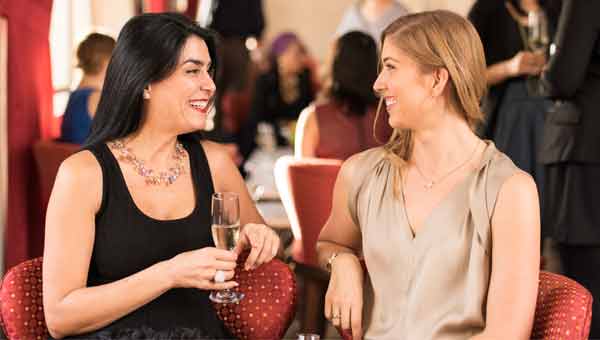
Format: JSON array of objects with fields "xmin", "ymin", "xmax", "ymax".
[{"xmin": 376, "ymin": 10, "xmax": 487, "ymax": 168}]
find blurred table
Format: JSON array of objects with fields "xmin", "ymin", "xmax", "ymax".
[
  {"xmin": 256, "ymin": 200, "xmax": 289, "ymax": 229},
  {"xmin": 245, "ymin": 146, "xmax": 292, "ymax": 230}
]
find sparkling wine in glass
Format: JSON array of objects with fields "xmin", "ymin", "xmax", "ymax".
[
  {"xmin": 526, "ymin": 9, "xmax": 549, "ymax": 96},
  {"xmin": 527, "ymin": 10, "xmax": 549, "ymax": 53},
  {"xmin": 209, "ymin": 192, "xmax": 245, "ymax": 303}
]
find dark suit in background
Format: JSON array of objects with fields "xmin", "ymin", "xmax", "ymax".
[{"xmin": 540, "ymin": 0, "xmax": 600, "ymax": 335}]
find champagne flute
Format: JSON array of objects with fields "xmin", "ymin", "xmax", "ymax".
[
  {"xmin": 528, "ymin": 10, "xmax": 549, "ymax": 53},
  {"xmin": 209, "ymin": 192, "xmax": 245, "ymax": 303},
  {"xmin": 526, "ymin": 9, "xmax": 549, "ymax": 96}
]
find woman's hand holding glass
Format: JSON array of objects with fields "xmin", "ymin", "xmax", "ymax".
[
  {"xmin": 166, "ymin": 247, "xmax": 239, "ymax": 290},
  {"xmin": 508, "ymin": 51, "xmax": 546, "ymax": 77},
  {"xmin": 325, "ymin": 253, "xmax": 364, "ymax": 340},
  {"xmin": 234, "ymin": 223, "xmax": 280, "ymax": 271}
]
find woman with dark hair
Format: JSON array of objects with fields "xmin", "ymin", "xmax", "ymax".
[
  {"xmin": 42, "ymin": 13, "xmax": 279, "ymax": 339},
  {"xmin": 60, "ymin": 33, "xmax": 115, "ymax": 144},
  {"xmin": 295, "ymin": 31, "xmax": 392, "ymax": 160},
  {"xmin": 237, "ymin": 32, "xmax": 315, "ymax": 162}
]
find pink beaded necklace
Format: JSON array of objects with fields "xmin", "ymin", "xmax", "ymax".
[{"xmin": 109, "ymin": 139, "xmax": 187, "ymax": 186}]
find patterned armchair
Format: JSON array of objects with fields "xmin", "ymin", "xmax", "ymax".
[
  {"xmin": 0, "ymin": 252, "xmax": 296, "ymax": 340},
  {"xmin": 339, "ymin": 270, "xmax": 593, "ymax": 340}
]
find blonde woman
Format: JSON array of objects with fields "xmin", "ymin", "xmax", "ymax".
[{"xmin": 316, "ymin": 11, "xmax": 540, "ymax": 340}]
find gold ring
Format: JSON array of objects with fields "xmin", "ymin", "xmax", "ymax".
[{"xmin": 331, "ymin": 314, "xmax": 341, "ymax": 319}]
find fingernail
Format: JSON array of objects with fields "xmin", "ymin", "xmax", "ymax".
[{"xmin": 233, "ymin": 282, "xmax": 239, "ymax": 287}]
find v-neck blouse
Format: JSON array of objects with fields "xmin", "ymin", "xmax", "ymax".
[{"xmin": 347, "ymin": 141, "xmax": 518, "ymax": 339}]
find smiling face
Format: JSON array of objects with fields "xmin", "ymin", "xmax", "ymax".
[
  {"xmin": 144, "ymin": 35, "xmax": 216, "ymax": 133},
  {"xmin": 373, "ymin": 39, "xmax": 440, "ymax": 131}
]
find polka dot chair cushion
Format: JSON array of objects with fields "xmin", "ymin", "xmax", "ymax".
[
  {"xmin": 212, "ymin": 251, "xmax": 297, "ymax": 340},
  {"xmin": 531, "ymin": 271, "xmax": 592, "ymax": 339},
  {"xmin": 1, "ymin": 254, "xmax": 296, "ymax": 340},
  {"xmin": 0, "ymin": 257, "xmax": 48, "ymax": 340},
  {"xmin": 339, "ymin": 271, "xmax": 593, "ymax": 340}
]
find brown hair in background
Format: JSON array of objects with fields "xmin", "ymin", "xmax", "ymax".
[{"xmin": 77, "ymin": 33, "xmax": 116, "ymax": 75}]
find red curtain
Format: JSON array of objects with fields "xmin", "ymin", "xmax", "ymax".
[{"xmin": 0, "ymin": 0, "xmax": 54, "ymax": 271}]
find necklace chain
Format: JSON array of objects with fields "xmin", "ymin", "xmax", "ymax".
[
  {"xmin": 413, "ymin": 141, "xmax": 481, "ymax": 190},
  {"xmin": 109, "ymin": 139, "xmax": 187, "ymax": 186}
]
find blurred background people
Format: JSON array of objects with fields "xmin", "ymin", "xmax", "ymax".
[
  {"xmin": 205, "ymin": 0, "xmax": 264, "ymax": 143},
  {"xmin": 238, "ymin": 32, "xmax": 316, "ymax": 164},
  {"xmin": 539, "ymin": 0, "xmax": 600, "ymax": 336},
  {"xmin": 295, "ymin": 31, "xmax": 392, "ymax": 160},
  {"xmin": 336, "ymin": 0, "xmax": 409, "ymax": 46},
  {"xmin": 60, "ymin": 33, "xmax": 115, "ymax": 144},
  {"xmin": 468, "ymin": 0, "xmax": 560, "ymax": 240}
]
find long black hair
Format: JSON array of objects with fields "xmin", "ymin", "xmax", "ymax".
[
  {"xmin": 84, "ymin": 12, "xmax": 219, "ymax": 147},
  {"xmin": 328, "ymin": 31, "xmax": 379, "ymax": 117}
]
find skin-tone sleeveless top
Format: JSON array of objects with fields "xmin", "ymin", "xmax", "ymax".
[{"xmin": 347, "ymin": 141, "xmax": 519, "ymax": 339}]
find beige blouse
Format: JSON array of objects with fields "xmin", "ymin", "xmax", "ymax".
[{"xmin": 347, "ymin": 142, "xmax": 519, "ymax": 340}]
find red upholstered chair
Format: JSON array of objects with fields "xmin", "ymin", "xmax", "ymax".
[
  {"xmin": 0, "ymin": 258, "xmax": 46, "ymax": 340},
  {"xmin": 531, "ymin": 271, "xmax": 592, "ymax": 339},
  {"xmin": 274, "ymin": 156, "xmax": 342, "ymax": 268},
  {"xmin": 213, "ymin": 251, "xmax": 297, "ymax": 339},
  {"xmin": 274, "ymin": 156, "xmax": 342, "ymax": 335},
  {"xmin": 32, "ymin": 140, "xmax": 80, "ymax": 216},
  {"xmin": 0, "ymin": 253, "xmax": 296, "ymax": 340},
  {"xmin": 339, "ymin": 270, "xmax": 593, "ymax": 340}
]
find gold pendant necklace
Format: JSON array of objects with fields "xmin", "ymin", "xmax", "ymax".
[
  {"xmin": 109, "ymin": 139, "xmax": 187, "ymax": 186},
  {"xmin": 413, "ymin": 141, "xmax": 481, "ymax": 190}
]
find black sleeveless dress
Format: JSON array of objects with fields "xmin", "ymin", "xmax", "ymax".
[{"xmin": 57, "ymin": 138, "xmax": 233, "ymax": 339}]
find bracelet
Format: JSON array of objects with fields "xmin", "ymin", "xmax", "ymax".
[{"xmin": 326, "ymin": 252, "xmax": 341, "ymax": 272}]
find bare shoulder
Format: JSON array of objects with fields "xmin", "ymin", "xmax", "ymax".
[
  {"xmin": 297, "ymin": 103, "xmax": 316, "ymax": 125},
  {"xmin": 58, "ymin": 150, "xmax": 102, "ymax": 185},
  {"xmin": 87, "ymin": 90, "xmax": 101, "ymax": 117},
  {"xmin": 200, "ymin": 140, "xmax": 236, "ymax": 171},
  {"xmin": 493, "ymin": 169, "xmax": 540, "ymax": 230},
  {"xmin": 341, "ymin": 147, "xmax": 387, "ymax": 179},
  {"xmin": 498, "ymin": 170, "xmax": 538, "ymax": 202},
  {"xmin": 52, "ymin": 150, "xmax": 103, "ymax": 212}
]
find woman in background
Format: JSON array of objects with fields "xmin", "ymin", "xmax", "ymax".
[
  {"xmin": 238, "ymin": 32, "xmax": 315, "ymax": 162},
  {"xmin": 336, "ymin": 0, "xmax": 410, "ymax": 47},
  {"xmin": 60, "ymin": 33, "xmax": 115, "ymax": 144},
  {"xmin": 295, "ymin": 31, "xmax": 391, "ymax": 160},
  {"xmin": 468, "ymin": 0, "xmax": 556, "ymax": 223}
]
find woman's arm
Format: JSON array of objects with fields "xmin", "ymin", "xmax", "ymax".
[
  {"xmin": 316, "ymin": 156, "xmax": 363, "ymax": 268},
  {"xmin": 203, "ymin": 141, "xmax": 264, "ymax": 227},
  {"xmin": 202, "ymin": 141, "xmax": 279, "ymax": 270},
  {"xmin": 487, "ymin": 51, "xmax": 545, "ymax": 86},
  {"xmin": 468, "ymin": 1, "xmax": 544, "ymax": 87},
  {"xmin": 316, "ymin": 156, "xmax": 364, "ymax": 339},
  {"xmin": 474, "ymin": 171, "xmax": 540, "ymax": 339},
  {"xmin": 43, "ymin": 152, "xmax": 238, "ymax": 338},
  {"xmin": 542, "ymin": 0, "xmax": 599, "ymax": 98},
  {"xmin": 294, "ymin": 104, "xmax": 318, "ymax": 158}
]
